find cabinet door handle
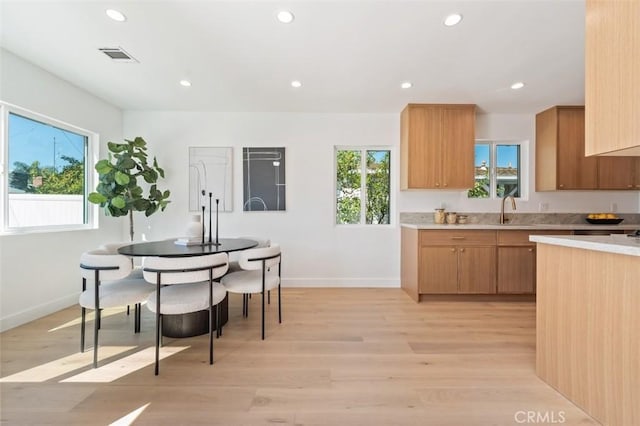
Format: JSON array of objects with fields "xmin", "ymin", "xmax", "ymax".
[
  {"xmin": 559, "ymin": 184, "xmax": 564, "ymax": 188},
  {"xmin": 459, "ymin": 248, "xmax": 465, "ymax": 253},
  {"xmin": 435, "ymin": 183, "xmax": 440, "ymax": 187},
  {"xmin": 528, "ymin": 248, "xmax": 534, "ymax": 252},
  {"xmin": 451, "ymin": 236, "xmax": 466, "ymax": 240},
  {"xmin": 443, "ymin": 183, "xmax": 448, "ymax": 187},
  {"xmin": 628, "ymin": 185, "xmax": 633, "ymax": 188},
  {"xmin": 450, "ymin": 248, "xmax": 456, "ymax": 253}
]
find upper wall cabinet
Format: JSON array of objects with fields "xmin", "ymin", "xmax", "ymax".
[
  {"xmin": 536, "ymin": 106, "xmax": 598, "ymax": 190},
  {"xmin": 400, "ymin": 104, "xmax": 475, "ymax": 190},
  {"xmin": 585, "ymin": 0, "xmax": 640, "ymax": 156},
  {"xmin": 536, "ymin": 106, "xmax": 640, "ymax": 191}
]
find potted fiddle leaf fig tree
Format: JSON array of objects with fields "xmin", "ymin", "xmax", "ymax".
[{"xmin": 88, "ymin": 137, "xmax": 170, "ymax": 241}]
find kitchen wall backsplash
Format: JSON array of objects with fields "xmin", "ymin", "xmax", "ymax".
[{"xmin": 400, "ymin": 212, "xmax": 640, "ymax": 225}]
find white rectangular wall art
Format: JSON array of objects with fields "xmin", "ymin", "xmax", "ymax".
[
  {"xmin": 189, "ymin": 147, "xmax": 233, "ymax": 212},
  {"xmin": 242, "ymin": 147, "xmax": 286, "ymax": 211}
]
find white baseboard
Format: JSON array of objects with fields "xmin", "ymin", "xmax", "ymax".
[
  {"xmin": 281, "ymin": 278, "xmax": 400, "ymax": 288},
  {"xmin": 0, "ymin": 293, "xmax": 78, "ymax": 332}
]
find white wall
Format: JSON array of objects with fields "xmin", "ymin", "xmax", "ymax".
[
  {"xmin": 124, "ymin": 111, "xmax": 400, "ymax": 288},
  {"xmin": 124, "ymin": 110, "xmax": 639, "ymax": 291},
  {"xmin": 0, "ymin": 49, "xmax": 126, "ymax": 331}
]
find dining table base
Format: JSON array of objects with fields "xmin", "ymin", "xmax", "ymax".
[{"xmin": 160, "ymin": 294, "xmax": 229, "ymax": 338}]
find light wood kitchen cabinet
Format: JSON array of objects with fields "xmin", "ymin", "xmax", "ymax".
[
  {"xmin": 400, "ymin": 104, "xmax": 475, "ymax": 190},
  {"xmin": 585, "ymin": 0, "xmax": 640, "ymax": 156},
  {"xmin": 497, "ymin": 246, "xmax": 535, "ymax": 294},
  {"xmin": 496, "ymin": 230, "xmax": 572, "ymax": 294},
  {"xmin": 418, "ymin": 230, "xmax": 496, "ymax": 294},
  {"xmin": 536, "ymin": 106, "xmax": 639, "ymax": 190},
  {"xmin": 598, "ymin": 156, "xmax": 640, "ymax": 190},
  {"xmin": 536, "ymin": 106, "xmax": 598, "ymax": 190}
]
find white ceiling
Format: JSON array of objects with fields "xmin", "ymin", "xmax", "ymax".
[{"xmin": 0, "ymin": 0, "xmax": 586, "ymax": 114}]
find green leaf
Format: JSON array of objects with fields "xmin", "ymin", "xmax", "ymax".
[
  {"xmin": 133, "ymin": 137, "xmax": 146, "ymax": 148},
  {"xmin": 114, "ymin": 171, "xmax": 130, "ymax": 185},
  {"xmin": 120, "ymin": 158, "xmax": 136, "ymax": 169},
  {"xmin": 143, "ymin": 170, "xmax": 158, "ymax": 183},
  {"xmin": 107, "ymin": 142, "xmax": 126, "ymax": 153},
  {"xmin": 163, "ymin": 190, "xmax": 170, "ymax": 198},
  {"xmin": 157, "ymin": 167, "xmax": 165, "ymax": 178},
  {"xmin": 88, "ymin": 192, "xmax": 107, "ymax": 204},
  {"xmin": 95, "ymin": 160, "xmax": 112, "ymax": 175},
  {"xmin": 133, "ymin": 199, "xmax": 150, "ymax": 210},
  {"xmin": 111, "ymin": 196, "xmax": 126, "ymax": 209}
]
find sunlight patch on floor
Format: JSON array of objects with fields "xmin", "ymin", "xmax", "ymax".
[
  {"xmin": 61, "ymin": 346, "xmax": 189, "ymax": 383},
  {"xmin": 0, "ymin": 346, "xmax": 134, "ymax": 382},
  {"xmin": 109, "ymin": 403, "xmax": 151, "ymax": 426},
  {"xmin": 48, "ymin": 306, "xmax": 129, "ymax": 332}
]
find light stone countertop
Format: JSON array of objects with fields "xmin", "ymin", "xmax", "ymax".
[
  {"xmin": 400, "ymin": 223, "xmax": 640, "ymax": 231},
  {"xmin": 530, "ymin": 234, "xmax": 640, "ymax": 257}
]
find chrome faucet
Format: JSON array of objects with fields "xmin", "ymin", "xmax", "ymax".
[{"xmin": 500, "ymin": 195, "xmax": 517, "ymax": 224}]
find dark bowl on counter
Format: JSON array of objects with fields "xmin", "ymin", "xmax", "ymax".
[{"xmin": 585, "ymin": 218, "xmax": 624, "ymax": 225}]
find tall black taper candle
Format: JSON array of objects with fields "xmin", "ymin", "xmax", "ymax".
[
  {"xmin": 208, "ymin": 192, "xmax": 213, "ymax": 243},
  {"xmin": 201, "ymin": 205, "xmax": 205, "ymax": 244},
  {"xmin": 215, "ymin": 199, "xmax": 219, "ymax": 246}
]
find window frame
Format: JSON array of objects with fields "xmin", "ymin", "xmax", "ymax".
[
  {"xmin": 0, "ymin": 102, "xmax": 99, "ymax": 234},
  {"xmin": 334, "ymin": 146, "xmax": 393, "ymax": 227},
  {"xmin": 469, "ymin": 139, "xmax": 529, "ymax": 201}
]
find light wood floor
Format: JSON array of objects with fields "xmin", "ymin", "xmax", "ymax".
[{"xmin": 1, "ymin": 288, "xmax": 597, "ymax": 425}]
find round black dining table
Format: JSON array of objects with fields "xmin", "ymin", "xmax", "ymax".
[
  {"xmin": 118, "ymin": 238, "xmax": 258, "ymax": 257},
  {"xmin": 118, "ymin": 238, "xmax": 258, "ymax": 337}
]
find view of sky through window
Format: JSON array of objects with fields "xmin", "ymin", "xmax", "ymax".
[{"xmin": 8, "ymin": 113, "xmax": 85, "ymax": 174}]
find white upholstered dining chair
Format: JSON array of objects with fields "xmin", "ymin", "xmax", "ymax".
[
  {"xmin": 142, "ymin": 253, "xmax": 229, "ymax": 375},
  {"xmin": 221, "ymin": 244, "xmax": 282, "ymax": 340},
  {"xmin": 79, "ymin": 249, "xmax": 156, "ymax": 368}
]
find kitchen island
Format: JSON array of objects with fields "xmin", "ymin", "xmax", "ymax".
[{"xmin": 530, "ymin": 234, "xmax": 640, "ymax": 426}]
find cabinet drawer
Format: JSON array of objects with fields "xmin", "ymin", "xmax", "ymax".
[
  {"xmin": 420, "ymin": 230, "xmax": 496, "ymax": 246},
  {"xmin": 497, "ymin": 229, "xmax": 572, "ymax": 246}
]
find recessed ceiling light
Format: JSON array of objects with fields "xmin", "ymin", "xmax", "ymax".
[
  {"xmin": 291, "ymin": 80, "xmax": 302, "ymax": 88},
  {"xmin": 443, "ymin": 13, "xmax": 462, "ymax": 27},
  {"xmin": 511, "ymin": 81, "xmax": 525, "ymax": 90},
  {"xmin": 106, "ymin": 9, "xmax": 126, "ymax": 22},
  {"xmin": 179, "ymin": 80, "xmax": 192, "ymax": 87},
  {"xmin": 401, "ymin": 81, "xmax": 413, "ymax": 89},
  {"xmin": 277, "ymin": 10, "xmax": 295, "ymax": 24}
]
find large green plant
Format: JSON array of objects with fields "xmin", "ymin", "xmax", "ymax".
[{"xmin": 88, "ymin": 137, "xmax": 170, "ymax": 241}]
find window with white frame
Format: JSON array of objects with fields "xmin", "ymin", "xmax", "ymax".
[
  {"xmin": 335, "ymin": 147, "xmax": 390, "ymax": 225},
  {"xmin": 468, "ymin": 141, "xmax": 522, "ymax": 199},
  {"xmin": 1, "ymin": 103, "xmax": 96, "ymax": 232}
]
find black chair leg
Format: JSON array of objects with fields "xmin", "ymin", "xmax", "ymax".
[
  {"xmin": 278, "ymin": 284, "xmax": 282, "ymax": 323},
  {"xmin": 261, "ymin": 289, "xmax": 265, "ymax": 340},
  {"xmin": 93, "ymin": 309, "xmax": 99, "ymax": 368},
  {"xmin": 80, "ymin": 307, "xmax": 86, "ymax": 352},
  {"xmin": 216, "ymin": 304, "xmax": 221, "ymax": 338},
  {"xmin": 209, "ymin": 306, "xmax": 214, "ymax": 365},
  {"xmin": 127, "ymin": 305, "xmax": 130, "ymax": 315},
  {"xmin": 268, "ymin": 290, "xmax": 271, "ymax": 304}
]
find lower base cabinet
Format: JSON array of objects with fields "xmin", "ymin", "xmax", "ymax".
[
  {"xmin": 418, "ymin": 230, "xmax": 497, "ymax": 294},
  {"xmin": 401, "ymin": 228, "xmax": 575, "ymax": 300},
  {"xmin": 497, "ymin": 246, "xmax": 535, "ymax": 294}
]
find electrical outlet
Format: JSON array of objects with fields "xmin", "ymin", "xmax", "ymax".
[
  {"xmin": 610, "ymin": 202, "xmax": 618, "ymax": 212},
  {"xmin": 539, "ymin": 203, "xmax": 549, "ymax": 212}
]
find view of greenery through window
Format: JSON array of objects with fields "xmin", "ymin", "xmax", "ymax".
[
  {"xmin": 468, "ymin": 142, "xmax": 520, "ymax": 199},
  {"xmin": 8, "ymin": 113, "xmax": 86, "ymax": 195},
  {"xmin": 336, "ymin": 149, "xmax": 390, "ymax": 225},
  {"xmin": 5, "ymin": 111, "xmax": 88, "ymax": 228}
]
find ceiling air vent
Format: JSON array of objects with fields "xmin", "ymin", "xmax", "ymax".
[{"xmin": 98, "ymin": 47, "xmax": 138, "ymax": 63}]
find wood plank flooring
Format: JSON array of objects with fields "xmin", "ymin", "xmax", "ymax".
[{"xmin": 0, "ymin": 288, "xmax": 598, "ymax": 425}]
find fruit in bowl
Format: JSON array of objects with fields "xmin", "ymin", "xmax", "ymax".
[
  {"xmin": 585, "ymin": 213, "xmax": 623, "ymax": 224},
  {"xmin": 587, "ymin": 213, "xmax": 618, "ymax": 219}
]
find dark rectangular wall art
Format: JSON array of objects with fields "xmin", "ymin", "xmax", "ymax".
[{"xmin": 242, "ymin": 147, "xmax": 286, "ymax": 211}]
